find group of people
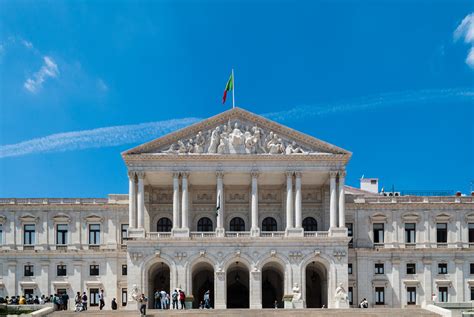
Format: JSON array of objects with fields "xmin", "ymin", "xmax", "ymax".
[
  {"xmin": 0, "ymin": 294, "xmax": 49, "ymax": 305},
  {"xmin": 73, "ymin": 289, "xmax": 117, "ymax": 312},
  {"xmin": 152, "ymin": 289, "xmax": 186, "ymax": 310}
]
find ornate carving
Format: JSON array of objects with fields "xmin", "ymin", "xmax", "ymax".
[
  {"xmin": 136, "ymin": 171, "xmax": 145, "ymax": 179},
  {"xmin": 333, "ymin": 250, "xmax": 346, "ymax": 261},
  {"xmin": 329, "ymin": 171, "xmax": 338, "ymax": 178},
  {"xmin": 157, "ymin": 119, "xmax": 319, "ymax": 155}
]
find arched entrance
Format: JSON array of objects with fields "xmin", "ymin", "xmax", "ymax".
[
  {"xmin": 305, "ymin": 261, "xmax": 328, "ymax": 308},
  {"xmin": 261, "ymin": 262, "xmax": 284, "ymax": 308},
  {"xmin": 148, "ymin": 262, "xmax": 170, "ymax": 309},
  {"xmin": 192, "ymin": 262, "xmax": 214, "ymax": 308},
  {"xmin": 226, "ymin": 261, "xmax": 249, "ymax": 308}
]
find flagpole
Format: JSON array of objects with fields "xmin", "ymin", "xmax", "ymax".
[{"xmin": 232, "ymin": 68, "xmax": 235, "ymax": 108}]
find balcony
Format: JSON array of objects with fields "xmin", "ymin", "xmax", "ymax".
[{"xmin": 143, "ymin": 230, "xmax": 332, "ymax": 240}]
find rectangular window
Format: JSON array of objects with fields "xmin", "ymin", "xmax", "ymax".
[
  {"xmin": 406, "ymin": 263, "xmax": 416, "ymax": 275},
  {"xmin": 405, "ymin": 223, "xmax": 416, "ymax": 244},
  {"xmin": 89, "ymin": 224, "xmax": 100, "ymax": 245},
  {"xmin": 122, "ymin": 288, "xmax": 128, "ymax": 306},
  {"xmin": 122, "ymin": 264, "xmax": 127, "ymax": 276},
  {"xmin": 24, "ymin": 265, "xmax": 34, "ymax": 277},
  {"xmin": 24, "ymin": 289, "xmax": 34, "ymax": 297},
  {"xmin": 348, "ymin": 263, "xmax": 353, "ymax": 275},
  {"xmin": 375, "ymin": 287, "xmax": 385, "ymax": 305},
  {"xmin": 373, "ymin": 223, "xmax": 384, "ymax": 244},
  {"xmin": 346, "ymin": 223, "xmax": 353, "ymax": 247},
  {"xmin": 470, "ymin": 263, "xmax": 474, "ymax": 275},
  {"xmin": 407, "ymin": 287, "xmax": 416, "ymax": 305},
  {"xmin": 24, "ymin": 224, "xmax": 35, "ymax": 245},
  {"xmin": 121, "ymin": 224, "xmax": 129, "ymax": 244},
  {"xmin": 0, "ymin": 224, "xmax": 3, "ymax": 245},
  {"xmin": 90, "ymin": 288, "xmax": 99, "ymax": 306},
  {"xmin": 438, "ymin": 263, "xmax": 448, "ymax": 275},
  {"xmin": 56, "ymin": 224, "xmax": 68, "ymax": 245},
  {"xmin": 348, "ymin": 287, "xmax": 353, "ymax": 305},
  {"xmin": 439, "ymin": 287, "xmax": 448, "ymax": 302},
  {"xmin": 375, "ymin": 263, "xmax": 384, "ymax": 274},
  {"xmin": 437, "ymin": 223, "xmax": 448, "ymax": 243},
  {"xmin": 57, "ymin": 265, "xmax": 67, "ymax": 276},
  {"xmin": 469, "ymin": 223, "xmax": 474, "ymax": 243},
  {"xmin": 90, "ymin": 265, "xmax": 99, "ymax": 276}
]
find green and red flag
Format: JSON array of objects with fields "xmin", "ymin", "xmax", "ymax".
[{"xmin": 222, "ymin": 72, "xmax": 234, "ymax": 104}]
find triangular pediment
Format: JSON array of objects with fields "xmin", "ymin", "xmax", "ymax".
[{"xmin": 122, "ymin": 107, "xmax": 351, "ymax": 159}]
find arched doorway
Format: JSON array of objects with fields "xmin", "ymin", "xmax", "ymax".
[
  {"xmin": 148, "ymin": 262, "xmax": 170, "ymax": 309},
  {"xmin": 226, "ymin": 261, "xmax": 249, "ymax": 308},
  {"xmin": 192, "ymin": 262, "xmax": 214, "ymax": 308},
  {"xmin": 261, "ymin": 262, "xmax": 284, "ymax": 308},
  {"xmin": 305, "ymin": 261, "xmax": 328, "ymax": 308}
]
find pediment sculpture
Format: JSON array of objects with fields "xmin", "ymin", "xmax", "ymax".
[{"xmin": 160, "ymin": 119, "xmax": 318, "ymax": 155}]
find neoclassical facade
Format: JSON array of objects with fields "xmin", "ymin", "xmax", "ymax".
[{"xmin": 0, "ymin": 108, "xmax": 473, "ymax": 310}]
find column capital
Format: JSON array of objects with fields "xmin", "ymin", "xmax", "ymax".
[
  {"xmin": 181, "ymin": 171, "xmax": 189, "ymax": 178},
  {"xmin": 172, "ymin": 171, "xmax": 180, "ymax": 178},
  {"xmin": 339, "ymin": 171, "xmax": 347, "ymax": 178},
  {"xmin": 136, "ymin": 171, "xmax": 145, "ymax": 179},
  {"xmin": 294, "ymin": 171, "xmax": 302, "ymax": 178},
  {"xmin": 127, "ymin": 171, "xmax": 136, "ymax": 180},
  {"xmin": 216, "ymin": 171, "xmax": 224, "ymax": 178},
  {"xmin": 285, "ymin": 171, "xmax": 294, "ymax": 178},
  {"xmin": 329, "ymin": 171, "xmax": 338, "ymax": 178},
  {"xmin": 251, "ymin": 170, "xmax": 259, "ymax": 178}
]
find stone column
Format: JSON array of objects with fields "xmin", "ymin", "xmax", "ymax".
[
  {"xmin": 136, "ymin": 172, "xmax": 145, "ymax": 230},
  {"xmin": 216, "ymin": 171, "xmax": 225, "ymax": 236},
  {"xmin": 455, "ymin": 259, "xmax": 464, "ymax": 302},
  {"xmin": 285, "ymin": 171, "xmax": 294, "ymax": 230},
  {"xmin": 128, "ymin": 172, "xmax": 137, "ymax": 229},
  {"xmin": 294, "ymin": 172, "xmax": 302, "ymax": 229},
  {"xmin": 422, "ymin": 258, "xmax": 432, "ymax": 306},
  {"xmin": 250, "ymin": 270, "xmax": 262, "ymax": 309},
  {"xmin": 215, "ymin": 270, "xmax": 226, "ymax": 309},
  {"xmin": 329, "ymin": 171, "xmax": 338, "ymax": 229},
  {"xmin": 338, "ymin": 171, "xmax": 346, "ymax": 228},
  {"xmin": 251, "ymin": 171, "xmax": 260, "ymax": 236},
  {"xmin": 172, "ymin": 172, "xmax": 180, "ymax": 230},
  {"xmin": 181, "ymin": 172, "xmax": 189, "ymax": 230}
]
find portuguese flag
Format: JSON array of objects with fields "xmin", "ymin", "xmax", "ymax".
[{"xmin": 222, "ymin": 72, "xmax": 234, "ymax": 104}]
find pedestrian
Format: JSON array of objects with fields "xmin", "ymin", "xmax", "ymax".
[
  {"xmin": 62, "ymin": 292, "xmax": 69, "ymax": 311},
  {"xmin": 139, "ymin": 293, "xmax": 148, "ymax": 317},
  {"xmin": 432, "ymin": 293, "xmax": 437, "ymax": 303},
  {"xmin": 81, "ymin": 291, "xmax": 88, "ymax": 311},
  {"xmin": 179, "ymin": 290, "xmax": 185, "ymax": 309},
  {"xmin": 111, "ymin": 298, "xmax": 118, "ymax": 310},
  {"xmin": 204, "ymin": 290, "xmax": 210, "ymax": 309},
  {"xmin": 172, "ymin": 289, "xmax": 178, "ymax": 309},
  {"xmin": 99, "ymin": 289, "xmax": 105, "ymax": 310},
  {"xmin": 274, "ymin": 300, "xmax": 278, "ymax": 309},
  {"xmin": 154, "ymin": 289, "xmax": 160, "ymax": 309},
  {"xmin": 160, "ymin": 290, "xmax": 167, "ymax": 310}
]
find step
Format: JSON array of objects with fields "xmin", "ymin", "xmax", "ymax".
[{"xmin": 50, "ymin": 308, "xmax": 440, "ymax": 317}]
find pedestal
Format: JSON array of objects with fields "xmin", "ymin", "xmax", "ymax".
[
  {"xmin": 250, "ymin": 227, "xmax": 260, "ymax": 237},
  {"xmin": 172, "ymin": 228, "xmax": 190, "ymax": 238},
  {"xmin": 335, "ymin": 299, "xmax": 349, "ymax": 308},
  {"xmin": 292, "ymin": 300, "xmax": 304, "ymax": 309},
  {"xmin": 286, "ymin": 228, "xmax": 304, "ymax": 237},
  {"xmin": 128, "ymin": 228, "xmax": 145, "ymax": 239},
  {"xmin": 215, "ymin": 228, "xmax": 225, "ymax": 237}
]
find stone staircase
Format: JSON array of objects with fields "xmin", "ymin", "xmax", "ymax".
[{"xmin": 51, "ymin": 308, "xmax": 440, "ymax": 316}]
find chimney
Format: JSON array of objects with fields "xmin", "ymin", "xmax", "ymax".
[{"xmin": 360, "ymin": 178, "xmax": 379, "ymax": 194}]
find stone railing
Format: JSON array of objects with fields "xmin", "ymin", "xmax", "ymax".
[
  {"xmin": 356, "ymin": 196, "xmax": 473, "ymax": 204},
  {"xmin": 144, "ymin": 230, "xmax": 331, "ymax": 240},
  {"xmin": 225, "ymin": 231, "xmax": 251, "ymax": 238},
  {"xmin": 146, "ymin": 232, "xmax": 172, "ymax": 239},
  {"xmin": 190, "ymin": 232, "xmax": 217, "ymax": 239},
  {"xmin": 260, "ymin": 231, "xmax": 285, "ymax": 238},
  {"xmin": 0, "ymin": 198, "xmax": 109, "ymax": 205},
  {"xmin": 304, "ymin": 231, "xmax": 329, "ymax": 237}
]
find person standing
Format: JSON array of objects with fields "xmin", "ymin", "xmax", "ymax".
[
  {"xmin": 179, "ymin": 290, "xmax": 185, "ymax": 309},
  {"xmin": 154, "ymin": 290, "xmax": 160, "ymax": 309},
  {"xmin": 81, "ymin": 292, "xmax": 88, "ymax": 311},
  {"xmin": 172, "ymin": 289, "xmax": 178, "ymax": 309},
  {"xmin": 111, "ymin": 298, "xmax": 118, "ymax": 310},
  {"xmin": 160, "ymin": 290, "xmax": 167, "ymax": 310},
  {"xmin": 99, "ymin": 289, "xmax": 105, "ymax": 310},
  {"xmin": 139, "ymin": 293, "xmax": 148, "ymax": 317},
  {"xmin": 204, "ymin": 290, "xmax": 210, "ymax": 309}
]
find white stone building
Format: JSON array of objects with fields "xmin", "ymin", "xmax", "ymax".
[{"xmin": 0, "ymin": 108, "xmax": 473, "ymax": 310}]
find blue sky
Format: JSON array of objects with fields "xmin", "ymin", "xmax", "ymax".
[{"xmin": 0, "ymin": 0, "xmax": 473, "ymax": 197}]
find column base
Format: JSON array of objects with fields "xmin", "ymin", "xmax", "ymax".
[
  {"xmin": 292, "ymin": 300, "xmax": 304, "ymax": 309},
  {"xmin": 128, "ymin": 228, "xmax": 145, "ymax": 238},
  {"xmin": 329, "ymin": 227, "xmax": 347, "ymax": 237},
  {"xmin": 286, "ymin": 228, "xmax": 304, "ymax": 237},
  {"xmin": 172, "ymin": 228, "xmax": 190, "ymax": 238},
  {"xmin": 250, "ymin": 227, "xmax": 260, "ymax": 237},
  {"xmin": 215, "ymin": 227, "xmax": 225, "ymax": 237}
]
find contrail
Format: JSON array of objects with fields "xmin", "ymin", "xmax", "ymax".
[
  {"xmin": 1, "ymin": 88, "xmax": 472, "ymax": 159},
  {"xmin": 0, "ymin": 118, "xmax": 201, "ymax": 159}
]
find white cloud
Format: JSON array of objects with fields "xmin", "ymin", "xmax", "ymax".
[
  {"xmin": 454, "ymin": 13, "xmax": 474, "ymax": 69},
  {"xmin": 21, "ymin": 39, "xmax": 34, "ymax": 49},
  {"xmin": 97, "ymin": 78, "xmax": 108, "ymax": 92},
  {"xmin": 24, "ymin": 56, "xmax": 59, "ymax": 93}
]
